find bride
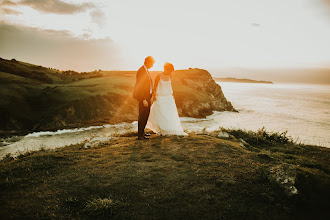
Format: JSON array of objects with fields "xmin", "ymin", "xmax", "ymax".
[{"xmin": 147, "ymin": 62, "xmax": 187, "ymax": 136}]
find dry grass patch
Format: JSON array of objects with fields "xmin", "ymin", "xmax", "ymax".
[{"xmin": 0, "ymin": 132, "xmax": 329, "ymax": 219}]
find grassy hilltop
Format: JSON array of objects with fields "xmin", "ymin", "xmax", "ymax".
[
  {"xmin": 0, "ymin": 58, "xmax": 235, "ymax": 136},
  {"xmin": 0, "ymin": 129, "xmax": 329, "ymax": 219}
]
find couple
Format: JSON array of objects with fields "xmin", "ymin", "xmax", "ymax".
[{"xmin": 133, "ymin": 56, "xmax": 187, "ymax": 140}]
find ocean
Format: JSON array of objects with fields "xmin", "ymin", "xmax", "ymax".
[
  {"xmin": 0, "ymin": 82, "xmax": 329, "ymax": 159},
  {"xmin": 182, "ymin": 82, "xmax": 330, "ymax": 147}
]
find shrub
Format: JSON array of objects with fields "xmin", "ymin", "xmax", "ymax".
[
  {"xmin": 0, "ymin": 64, "xmax": 17, "ymax": 74},
  {"xmin": 63, "ymin": 70, "xmax": 79, "ymax": 75},
  {"xmin": 223, "ymin": 127, "xmax": 293, "ymax": 147}
]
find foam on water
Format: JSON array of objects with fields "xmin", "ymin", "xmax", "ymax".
[
  {"xmin": 0, "ymin": 122, "xmax": 137, "ymax": 159},
  {"xmin": 25, "ymin": 126, "xmax": 105, "ymax": 137}
]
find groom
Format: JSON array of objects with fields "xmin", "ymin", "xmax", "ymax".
[{"xmin": 133, "ymin": 56, "xmax": 155, "ymax": 140}]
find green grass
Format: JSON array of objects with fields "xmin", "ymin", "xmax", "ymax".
[{"xmin": 0, "ymin": 131, "xmax": 329, "ymax": 219}]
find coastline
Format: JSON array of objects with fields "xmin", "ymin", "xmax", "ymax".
[{"xmin": 1, "ymin": 103, "xmax": 329, "ymax": 161}]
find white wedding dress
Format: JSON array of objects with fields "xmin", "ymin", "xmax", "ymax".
[{"xmin": 147, "ymin": 76, "xmax": 187, "ymax": 136}]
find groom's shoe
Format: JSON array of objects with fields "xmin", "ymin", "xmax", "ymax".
[
  {"xmin": 137, "ymin": 135, "xmax": 150, "ymax": 140},
  {"xmin": 143, "ymin": 135, "xmax": 150, "ymax": 139}
]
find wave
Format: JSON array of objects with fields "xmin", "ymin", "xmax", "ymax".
[
  {"xmin": 25, "ymin": 122, "xmax": 137, "ymax": 138},
  {"xmin": 25, "ymin": 125, "xmax": 106, "ymax": 137}
]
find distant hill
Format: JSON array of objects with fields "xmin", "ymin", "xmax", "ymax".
[
  {"xmin": 0, "ymin": 58, "xmax": 236, "ymax": 136},
  {"xmin": 210, "ymin": 67, "xmax": 330, "ymax": 84},
  {"xmin": 214, "ymin": 77, "xmax": 273, "ymax": 84}
]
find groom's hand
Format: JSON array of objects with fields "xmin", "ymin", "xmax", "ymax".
[{"xmin": 143, "ymin": 100, "xmax": 148, "ymax": 107}]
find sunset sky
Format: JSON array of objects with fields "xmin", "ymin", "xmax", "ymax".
[{"xmin": 0, "ymin": 0, "xmax": 330, "ymax": 76}]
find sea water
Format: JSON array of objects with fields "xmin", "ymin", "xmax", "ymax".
[
  {"xmin": 202, "ymin": 82, "xmax": 329, "ymax": 147},
  {"xmin": 1, "ymin": 82, "xmax": 329, "ymax": 159}
]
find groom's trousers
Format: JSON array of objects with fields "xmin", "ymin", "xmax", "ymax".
[{"xmin": 138, "ymin": 97, "xmax": 151, "ymax": 137}]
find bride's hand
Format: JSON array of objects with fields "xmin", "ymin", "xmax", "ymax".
[{"xmin": 143, "ymin": 100, "xmax": 148, "ymax": 107}]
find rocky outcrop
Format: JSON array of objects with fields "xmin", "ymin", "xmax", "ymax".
[
  {"xmin": 269, "ymin": 164, "xmax": 298, "ymax": 195},
  {"xmin": 172, "ymin": 69, "xmax": 236, "ymax": 117}
]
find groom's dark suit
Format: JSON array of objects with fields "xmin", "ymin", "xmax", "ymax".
[{"xmin": 133, "ymin": 65, "xmax": 153, "ymax": 137}]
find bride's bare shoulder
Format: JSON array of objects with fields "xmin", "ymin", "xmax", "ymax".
[{"xmin": 160, "ymin": 72, "xmax": 170, "ymax": 82}]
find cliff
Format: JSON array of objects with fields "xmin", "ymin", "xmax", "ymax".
[
  {"xmin": 168, "ymin": 69, "xmax": 236, "ymax": 117},
  {"xmin": 0, "ymin": 129, "xmax": 329, "ymax": 219},
  {"xmin": 0, "ymin": 58, "xmax": 236, "ymax": 136}
]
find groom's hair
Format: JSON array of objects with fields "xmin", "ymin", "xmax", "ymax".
[
  {"xmin": 144, "ymin": 56, "xmax": 155, "ymax": 65},
  {"xmin": 164, "ymin": 62, "xmax": 174, "ymax": 72}
]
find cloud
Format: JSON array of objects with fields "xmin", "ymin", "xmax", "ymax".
[
  {"xmin": 251, "ymin": 23, "xmax": 260, "ymax": 27},
  {"xmin": 1, "ymin": 0, "xmax": 94, "ymax": 15},
  {"xmin": 315, "ymin": 0, "xmax": 330, "ymax": 17},
  {"xmin": 90, "ymin": 8, "xmax": 106, "ymax": 28},
  {"xmin": 0, "ymin": 0, "xmax": 18, "ymax": 14},
  {"xmin": 323, "ymin": 0, "xmax": 330, "ymax": 5},
  {"xmin": 0, "ymin": 0, "xmax": 107, "ymax": 38},
  {"xmin": 1, "ymin": 7, "xmax": 20, "ymax": 14},
  {"xmin": 0, "ymin": 22, "xmax": 125, "ymax": 71},
  {"xmin": 323, "ymin": 0, "xmax": 330, "ymax": 13},
  {"xmin": 0, "ymin": 0, "xmax": 17, "ymax": 6}
]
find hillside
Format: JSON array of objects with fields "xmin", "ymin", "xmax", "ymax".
[
  {"xmin": 0, "ymin": 58, "xmax": 236, "ymax": 137},
  {"xmin": 0, "ymin": 129, "xmax": 329, "ymax": 219}
]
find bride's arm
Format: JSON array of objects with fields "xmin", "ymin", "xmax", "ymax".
[{"xmin": 153, "ymin": 74, "xmax": 161, "ymax": 100}]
